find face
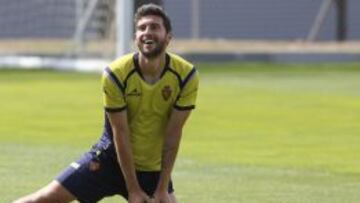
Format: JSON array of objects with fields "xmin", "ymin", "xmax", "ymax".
[{"xmin": 135, "ymin": 15, "xmax": 172, "ymax": 59}]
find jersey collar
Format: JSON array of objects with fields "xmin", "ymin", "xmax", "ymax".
[{"xmin": 133, "ymin": 52, "xmax": 170, "ymax": 80}]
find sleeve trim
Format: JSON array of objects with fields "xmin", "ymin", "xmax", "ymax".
[
  {"xmin": 105, "ymin": 106, "xmax": 127, "ymax": 113},
  {"xmin": 104, "ymin": 67, "xmax": 125, "ymax": 94},
  {"xmin": 180, "ymin": 67, "xmax": 197, "ymax": 89},
  {"xmin": 174, "ymin": 105, "xmax": 195, "ymax": 111}
]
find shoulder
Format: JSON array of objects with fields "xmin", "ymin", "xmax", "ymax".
[
  {"xmin": 168, "ymin": 53, "xmax": 194, "ymax": 72},
  {"xmin": 167, "ymin": 53, "xmax": 197, "ymax": 81},
  {"xmin": 105, "ymin": 53, "xmax": 136, "ymax": 81}
]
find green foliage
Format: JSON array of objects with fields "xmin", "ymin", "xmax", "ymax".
[{"xmin": 1, "ymin": 64, "xmax": 360, "ymax": 202}]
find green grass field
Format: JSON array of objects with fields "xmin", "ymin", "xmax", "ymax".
[{"xmin": 1, "ymin": 63, "xmax": 360, "ymax": 202}]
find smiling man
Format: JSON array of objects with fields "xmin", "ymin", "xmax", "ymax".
[{"xmin": 14, "ymin": 4, "xmax": 199, "ymax": 203}]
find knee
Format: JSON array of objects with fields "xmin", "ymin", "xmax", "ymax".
[{"xmin": 169, "ymin": 193, "xmax": 177, "ymax": 203}]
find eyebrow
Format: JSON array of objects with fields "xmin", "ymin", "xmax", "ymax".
[
  {"xmin": 136, "ymin": 22, "xmax": 161, "ymax": 29},
  {"xmin": 138, "ymin": 21, "xmax": 161, "ymax": 26}
]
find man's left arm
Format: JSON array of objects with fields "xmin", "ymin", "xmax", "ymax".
[
  {"xmin": 154, "ymin": 66, "xmax": 199, "ymax": 202},
  {"xmin": 154, "ymin": 108, "xmax": 192, "ymax": 200}
]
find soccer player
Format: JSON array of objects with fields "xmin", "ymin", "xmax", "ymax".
[{"xmin": 13, "ymin": 3, "xmax": 199, "ymax": 203}]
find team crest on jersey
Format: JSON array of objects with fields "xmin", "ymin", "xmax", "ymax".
[{"xmin": 161, "ymin": 85, "xmax": 172, "ymax": 101}]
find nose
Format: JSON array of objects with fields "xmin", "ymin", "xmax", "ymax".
[{"xmin": 143, "ymin": 26, "xmax": 152, "ymax": 34}]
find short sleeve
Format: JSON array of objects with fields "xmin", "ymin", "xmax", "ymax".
[
  {"xmin": 174, "ymin": 68, "xmax": 199, "ymax": 110},
  {"xmin": 102, "ymin": 67, "xmax": 127, "ymax": 112}
]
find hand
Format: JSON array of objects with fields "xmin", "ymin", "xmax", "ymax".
[
  {"xmin": 128, "ymin": 190, "xmax": 151, "ymax": 203},
  {"xmin": 152, "ymin": 189, "xmax": 171, "ymax": 203}
]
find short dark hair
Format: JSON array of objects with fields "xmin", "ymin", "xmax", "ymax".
[{"xmin": 134, "ymin": 3, "xmax": 172, "ymax": 33}]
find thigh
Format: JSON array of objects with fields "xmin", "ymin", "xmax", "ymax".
[
  {"xmin": 56, "ymin": 150, "xmax": 127, "ymax": 203},
  {"xmin": 14, "ymin": 181, "xmax": 75, "ymax": 203}
]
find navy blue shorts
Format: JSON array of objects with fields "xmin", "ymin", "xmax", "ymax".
[{"xmin": 56, "ymin": 147, "xmax": 174, "ymax": 203}]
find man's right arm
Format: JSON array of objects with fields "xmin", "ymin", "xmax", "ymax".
[{"xmin": 107, "ymin": 111, "xmax": 150, "ymax": 202}]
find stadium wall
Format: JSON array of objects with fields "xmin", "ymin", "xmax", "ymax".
[
  {"xmin": 0, "ymin": 0, "xmax": 359, "ymax": 70},
  {"xmin": 165, "ymin": 0, "xmax": 360, "ymax": 40},
  {"xmin": 1, "ymin": 0, "xmax": 359, "ymax": 40}
]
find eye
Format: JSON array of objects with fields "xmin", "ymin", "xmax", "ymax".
[
  {"xmin": 137, "ymin": 24, "xmax": 146, "ymax": 31},
  {"xmin": 150, "ymin": 23, "xmax": 160, "ymax": 31}
]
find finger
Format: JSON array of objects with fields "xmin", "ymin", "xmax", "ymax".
[{"xmin": 146, "ymin": 197, "xmax": 154, "ymax": 203}]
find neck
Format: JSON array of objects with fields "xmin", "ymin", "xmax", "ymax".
[{"xmin": 138, "ymin": 52, "xmax": 166, "ymax": 77}]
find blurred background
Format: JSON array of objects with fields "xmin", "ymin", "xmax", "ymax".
[
  {"xmin": 1, "ymin": 1, "xmax": 360, "ymax": 202},
  {"xmin": 0, "ymin": 0, "xmax": 359, "ymax": 70}
]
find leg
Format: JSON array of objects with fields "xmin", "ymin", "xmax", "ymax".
[
  {"xmin": 14, "ymin": 148, "xmax": 127, "ymax": 203},
  {"xmin": 55, "ymin": 150, "xmax": 128, "ymax": 202},
  {"xmin": 13, "ymin": 180, "xmax": 75, "ymax": 203}
]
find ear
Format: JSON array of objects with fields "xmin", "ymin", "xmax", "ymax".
[
  {"xmin": 165, "ymin": 33, "xmax": 172, "ymax": 47},
  {"xmin": 166, "ymin": 32, "xmax": 173, "ymax": 42}
]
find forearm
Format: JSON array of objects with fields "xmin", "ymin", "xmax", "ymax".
[
  {"xmin": 157, "ymin": 129, "xmax": 182, "ymax": 191},
  {"xmin": 107, "ymin": 111, "xmax": 141, "ymax": 193},
  {"xmin": 113, "ymin": 132, "xmax": 141, "ymax": 192}
]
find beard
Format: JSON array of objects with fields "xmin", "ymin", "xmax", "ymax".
[{"xmin": 138, "ymin": 39, "xmax": 167, "ymax": 59}]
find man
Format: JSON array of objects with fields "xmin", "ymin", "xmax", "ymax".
[{"xmin": 14, "ymin": 3, "xmax": 199, "ymax": 203}]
